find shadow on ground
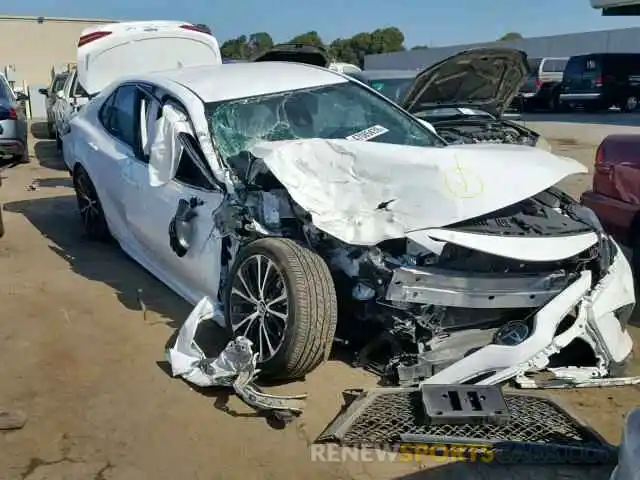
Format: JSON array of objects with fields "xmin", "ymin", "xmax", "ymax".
[
  {"xmin": 520, "ymin": 110, "xmax": 640, "ymax": 127},
  {"xmin": 3, "ymin": 195, "xmax": 191, "ymax": 327},
  {"xmin": 393, "ymin": 461, "xmax": 614, "ymax": 479},
  {"xmin": 30, "ymin": 122, "xmax": 68, "ymax": 171}
]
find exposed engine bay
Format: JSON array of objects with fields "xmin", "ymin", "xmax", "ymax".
[
  {"xmin": 215, "ymin": 153, "xmax": 619, "ymax": 385},
  {"xmin": 431, "ymin": 118, "xmax": 538, "ymax": 146}
]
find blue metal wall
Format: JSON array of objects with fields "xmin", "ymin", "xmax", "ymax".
[{"xmin": 364, "ymin": 27, "xmax": 640, "ymax": 70}]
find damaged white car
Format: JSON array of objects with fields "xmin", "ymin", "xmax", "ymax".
[{"xmin": 63, "ymin": 58, "xmax": 635, "ymax": 386}]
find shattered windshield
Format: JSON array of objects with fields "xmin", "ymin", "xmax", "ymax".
[{"xmin": 206, "ymin": 82, "xmax": 444, "ymax": 163}]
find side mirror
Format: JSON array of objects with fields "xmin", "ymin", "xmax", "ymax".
[
  {"xmin": 56, "ymin": 90, "xmax": 65, "ymax": 100},
  {"xmin": 38, "ymin": 88, "xmax": 49, "ymax": 96},
  {"xmin": 15, "ymin": 92, "xmax": 29, "ymax": 102},
  {"xmin": 417, "ymin": 118, "xmax": 437, "ymax": 134}
]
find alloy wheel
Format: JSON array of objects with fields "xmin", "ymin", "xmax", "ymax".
[
  {"xmin": 229, "ymin": 254, "xmax": 289, "ymax": 363},
  {"xmin": 75, "ymin": 171, "xmax": 102, "ymax": 234}
]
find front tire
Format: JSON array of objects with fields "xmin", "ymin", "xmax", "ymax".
[
  {"xmin": 72, "ymin": 166, "xmax": 110, "ymax": 241},
  {"xmin": 224, "ymin": 238, "xmax": 338, "ymax": 380}
]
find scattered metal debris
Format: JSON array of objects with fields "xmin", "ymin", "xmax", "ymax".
[
  {"xmin": 166, "ymin": 297, "xmax": 307, "ymax": 418},
  {"xmin": 516, "ymin": 375, "xmax": 640, "ymax": 389}
]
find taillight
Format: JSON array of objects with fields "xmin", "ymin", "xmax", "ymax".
[
  {"xmin": 594, "ymin": 76, "xmax": 603, "ymax": 88},
  {"xmin": 180, "ymin": 24, "xmax": 210, "ymax": 34},
  {"xmin": 535, "ymin": 78, "xmax": 541, "ymax": 91},
  {"xmin": 0, "ymin": 107, "xmax": 17, "ymax": 121},
  {"xmin": 595, "ymin": 144, "xmax": 604, "ymax": 163},
  {"xmin": 78, "ymin": 31, "xmax": 112, "ymax": 47}
]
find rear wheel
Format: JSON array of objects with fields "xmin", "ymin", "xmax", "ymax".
[
  {"xmin": 224, "ymin": 238, "xmax": 338, "ymax": 380},
  {"xmin": 72, "ymin": 166, "xmax": 110, "ymax": 241},
  {"xmin": 55, "ymin": 130, "xmax": 62, "ymax": 154}
]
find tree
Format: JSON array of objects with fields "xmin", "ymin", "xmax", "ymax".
[
  {"xmin": 219, "ymin": 27, "xmax": 410, "ymax": 65},
  {"xmin": 247, "ymin": 32, "xmax": 274, "ymax": 57},
  {"xmin": 498, "ymin": 32, "xmax": 523, "ymax": 42},
  {"xmin": 329, "ymin": 38, "xmax": 358, "ymax": 65},
  {"xmin": 220, "ymin": 32, "xmax": 274, "ymax": 59},
  {"xmin": 289, "ymin": 31, "xmax": 324, "ymax": 47},
  {"xmin": 220, "ymin": 35, "xmax": 248, "ymax": 59}
]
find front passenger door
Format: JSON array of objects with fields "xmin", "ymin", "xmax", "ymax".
[{"xmin": 125, "ymin": 92, "xmax": 226, "ymax": 303}]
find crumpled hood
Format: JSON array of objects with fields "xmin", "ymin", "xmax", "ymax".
[
  {"xmin": 250, "ymin": 139, "xmax": 586, "ymax": 246},
  {"xmin": 401, "ymin": 48, "xmax": 529, "ymax": 117}
]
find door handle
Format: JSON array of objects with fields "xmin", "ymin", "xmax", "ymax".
[{"xmin": 88, "ymin": 141, "xmax": 98, "ymax": 151}]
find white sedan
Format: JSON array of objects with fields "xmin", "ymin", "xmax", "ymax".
[{"xmin": 63, "ymin": 61, "xmax": 635, "ymax": 385}]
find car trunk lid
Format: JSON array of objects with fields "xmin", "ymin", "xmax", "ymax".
[{"xmin": 77, "ymin": 21, "xmax": 222, "ymax": 96}]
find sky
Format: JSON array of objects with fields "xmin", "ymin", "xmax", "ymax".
[{"xmin": 3, "ymin": 0, "xmax": 640, "ymax": 47}]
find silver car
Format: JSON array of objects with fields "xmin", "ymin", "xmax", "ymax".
[
  {"xmin": 39, "ymin": 72, "xmax": 69, "ymax": 139},
  {"xmin": 0, "ymin": 73, "xmax": 28, "ymax": 162}
]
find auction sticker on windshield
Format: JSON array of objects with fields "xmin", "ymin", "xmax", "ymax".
[{"xmin": 346, "ymin": 125, "xmax": 389, "ymax": 141}]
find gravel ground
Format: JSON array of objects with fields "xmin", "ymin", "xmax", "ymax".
[{"xmin": 0, "ymin": 119, "xmax": 638, "ymax": 479}]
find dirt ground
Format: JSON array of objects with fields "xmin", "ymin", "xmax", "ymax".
[{"xmin": 0, "ymin": 119, "xmax": 639, "ymax": 480}]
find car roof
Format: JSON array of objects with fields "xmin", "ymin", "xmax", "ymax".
[
  {"xmin": 141, "ymin": 62, "xmax": 348, "ymax": 103},
  {"xmin": 353, "ymin": 70, "xmax": 417, "ymax": 80}
]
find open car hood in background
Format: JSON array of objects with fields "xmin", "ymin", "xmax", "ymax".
[
  {"xmin": 252, "ymin": 43, "xmax": 331, "ymax": 67},
  {"xmin": 400, "ymin": 48, "xmax": 529, "ymax": 117},
  {"xmin": 249, "ymin": 139, "xmax": 588, "ymax": 250}
]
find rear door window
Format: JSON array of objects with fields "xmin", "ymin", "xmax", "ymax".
[{"xmin": 52, "ymin": 74, "xmax": 69, "ymax": 93}]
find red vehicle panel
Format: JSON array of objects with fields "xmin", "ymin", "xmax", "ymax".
[{"xmin": 581, "ymin": 134, "xmax": 640, "ymax": 244}]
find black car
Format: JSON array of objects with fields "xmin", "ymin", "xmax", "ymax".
[{"xmin": 560, "ymin": 53, "xmax": 640, "ymax": 112}]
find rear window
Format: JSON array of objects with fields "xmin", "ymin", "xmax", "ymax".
[
  {"xmin": 542, "ymin": 59, "xmax": 567, "ymax": 73},
  {"xmin": 564, "ymin": 56, "xmax": 599, "ymax": 76},
  {"xmin": 52, "ymin": 74, "xmax": 69, "ymax": 93}
]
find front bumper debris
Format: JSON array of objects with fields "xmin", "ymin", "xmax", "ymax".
[
  {"xmin": 317, "ymin": 386, "xmax": 617, "ymax": 464},
  {"xmin": 416, "ymin": 246, "xmax": 635, "ymax": 386},
  {"xmin": 166, "ymin": 297, "xmax": 307, "ymax": 417}
]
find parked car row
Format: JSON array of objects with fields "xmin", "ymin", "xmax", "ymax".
[
  {"xmin": 54, "ymin": 21, "xmax": 634, "ymax": 388},
  {"xmin": 0, "ymin": 72, "xmax": 29, "ymax": 163},
  {"xmin": 512, "ymin": 52, "xmax": 640, "ymax": 113}
]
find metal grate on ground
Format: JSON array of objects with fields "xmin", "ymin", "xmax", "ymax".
[{"xmin": 316, "ymin": 387, "xmax": 618, "ymax": 464}]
